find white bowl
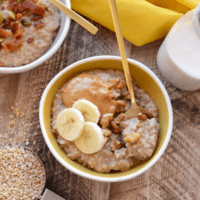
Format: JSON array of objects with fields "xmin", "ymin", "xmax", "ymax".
[
  {"xmin": 0, "ymin": 0, "xmax": 71, "ymax": 74},
  {"xmin": 39, "ymin": 56, "xmax": 173, "ymax": 182}
]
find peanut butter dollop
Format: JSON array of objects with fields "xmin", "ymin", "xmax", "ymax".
[{"xmin": 62, "ymin": 73, "xmax": 117, "ymax": 115}]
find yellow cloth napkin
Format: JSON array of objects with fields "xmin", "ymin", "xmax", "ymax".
[{"xmin": 71, "ymin": 0, "xmax": 200, "ymax": 46}]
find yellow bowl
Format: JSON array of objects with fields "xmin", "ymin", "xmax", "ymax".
[{"xmin": 39, "ymin": 56, "xmax": 173, "ymax": 182}]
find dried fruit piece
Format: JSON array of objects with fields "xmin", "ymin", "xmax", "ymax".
[
  {"xmin": 34, "ymin": 20, "xmax": 44, "ymax": 30},
  {"xmin": 21, "ymin": 19, "xmax": 32, "ymax": 26},
  {"xmin": 0, "ymin": 11, "xmax": 3, "ymax": 24},
  {"xmin": 27, "ymin": 37, "xmax": 34, "ymax": 43},
  {"xmin": 9, "ymin": 11, "xmax": 16, "ymax": 19}
]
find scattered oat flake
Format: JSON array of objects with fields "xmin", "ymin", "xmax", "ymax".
[{"xmin": 9, "ymin": 120, "xmax": 15, "ymax": 125}]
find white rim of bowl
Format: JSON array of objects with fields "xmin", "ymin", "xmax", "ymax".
[
  {"xmin": 0, "ymin": 0, "xmax": 71, "ymax": 74},
  {"xmin": 39, "ymin": 55, "xmax": 173, "ymax": 182}
]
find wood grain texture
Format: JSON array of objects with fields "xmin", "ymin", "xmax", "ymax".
[{"xmin": 0, "ymin": 19, "xmax": 200, "ymax": 200}]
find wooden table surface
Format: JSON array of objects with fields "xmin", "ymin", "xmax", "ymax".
[{"xmin": 0, "ymin": 20, "xmax": 200, "ymax": 200}]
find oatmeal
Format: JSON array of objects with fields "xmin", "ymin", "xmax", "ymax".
[
  {"xmin": 0, "ymin": 0, "xmax": 60, "ymax": 67},
  {"xmin": 51, "ymin": 69, "xmax": 160, "ymax": 173}
]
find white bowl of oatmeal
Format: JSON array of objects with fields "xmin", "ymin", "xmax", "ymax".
[
  {"xmin": 39, "ymin": 56, "xmax": 173, "ymax": 182},
  {"xmin": 0, "ymin": 0, "xmax": 71, "ymax": 73}
]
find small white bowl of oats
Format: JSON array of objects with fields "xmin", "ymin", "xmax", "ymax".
[{"xmin": 0, "ymin": 0, "xmax": 71, "ymax": 73}]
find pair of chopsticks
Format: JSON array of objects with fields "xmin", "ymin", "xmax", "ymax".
[{"xmin": 49, "ymin": 0, "xmax": 98, "ymax": 35}]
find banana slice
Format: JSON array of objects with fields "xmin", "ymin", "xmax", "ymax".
[
  {"xmin": 56, "ymin": 108, "xmax": 84, "ymax": 141},
  {"xmin": 74, "ymin": 122, "xmax": 105, "ymax": 154},
  {"xmin": 72, "ymin": 99, "xmax": 100, "ymax": 123}
]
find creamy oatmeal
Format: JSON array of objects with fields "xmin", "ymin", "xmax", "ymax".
[
  {"xmin": 51, "ymin": 69, "xmax": 160, "ymax": 173},
  {"xmin": 0, "ymin": 0, "xmax": 60, "ymax": 67}
]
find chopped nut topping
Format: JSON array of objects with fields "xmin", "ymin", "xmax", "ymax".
[
  {"xmin": 114, "ymin": 113, "xmax": 125, "ymax": 124},
  {"xmin": 137, "ymin": 113, "xmax": 147, "ymax": 121},
  {"xmin": 110, "ymin": 121, "xmax": 120, "ymax": 134},
  {"xmin": 124, "ymin": 132, "xmax": 141, "ymax": 144},
  {"xmin": 110, "ymin": 140, "xmax": 123, "ymax": 151},
  {"xmin": 107, "ymin": 78, "xmax": 120, "ymax": 89},
  {"xmin": 116, "ymin": 100, "xmax": 126, "ymax": 113},
  {"xmin": 100, "ymin": 113, "xmax": 113, "ymax": 128},
  {"xmin": 116, "ymin": 81, "xmax": 126, "ymax": 89},
  {"xmin": 102, "ymin": 128, "xmax": 112, "ymax": 137},
  {"xmin": 107, "ymin": 78, "xmax": 126, "ymax": 89}
]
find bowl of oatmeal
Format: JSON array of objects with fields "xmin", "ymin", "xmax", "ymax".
[
  {"xmin": 39, "ymin": 56, "xmax": 173, "ymax": 182},
  {"xmin": 0, "ymin": 0, "xmax": 71, "ymax": 73}
]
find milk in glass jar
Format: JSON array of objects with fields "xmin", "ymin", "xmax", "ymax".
[{"xmin": 157, "ymin": 4, "xmax": 200, "ymax": 91}]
